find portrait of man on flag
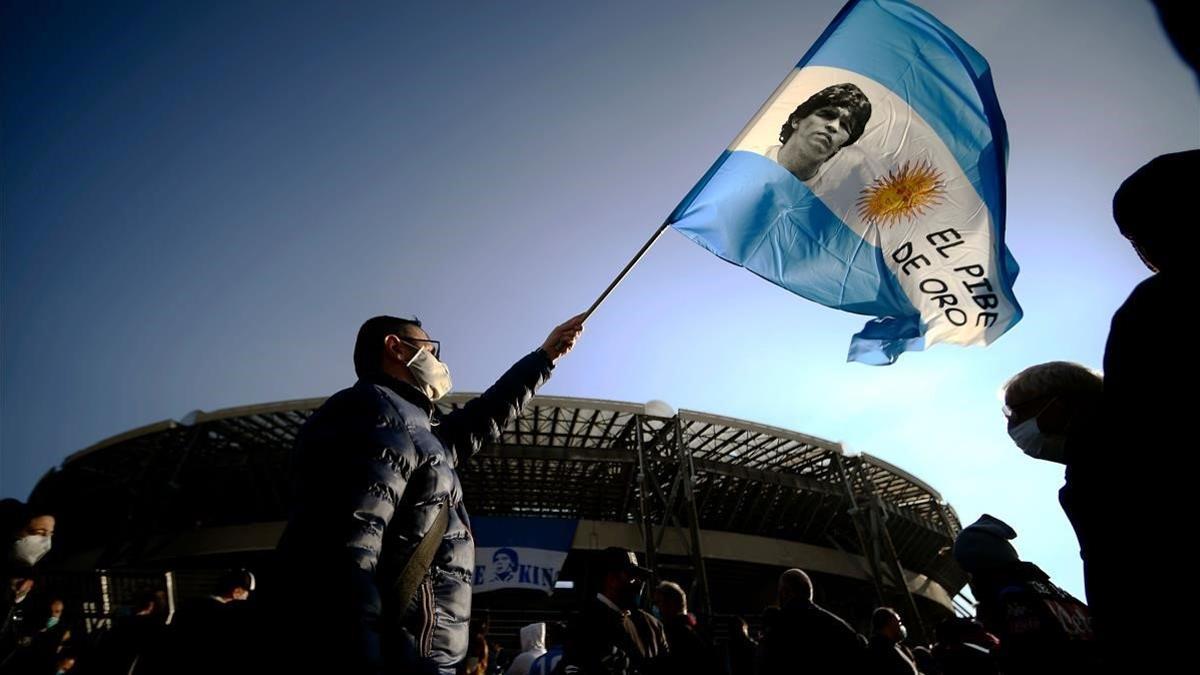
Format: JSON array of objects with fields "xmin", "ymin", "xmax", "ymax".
[
  {"xmin": 491, "ymin": 547, "xmax": 519, "ymax": 583},
  {"xmin": 763, "ymin": 83, "xmax": 873, "ymax": 184},
  {"xmin": 669, "ymin": 0, "xmax": 1023, "ymax": 365}
]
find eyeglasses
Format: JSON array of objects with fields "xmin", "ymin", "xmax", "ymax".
[
  {"xmin": 1002, "ymin": 395, "xmax": 1056, "ymax": 420},
  {"xmin": 401, "ymin": 337, "xmax": 441, "ymax": 359}
]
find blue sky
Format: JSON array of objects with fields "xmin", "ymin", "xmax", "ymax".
[{"xmin": 3, "ymin": 0, "xmax": 1197, "ymax": 600}]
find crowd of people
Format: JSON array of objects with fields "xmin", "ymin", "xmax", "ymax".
[
  {"xmin": 451, "ymin": 537, "xmax": 1097, "ymax": 675},
  {"xmin": 0, "ymin": 508, "xmax": 258, "ymax": 675},
  {"xmin": 0, "ymin": 526, "xmax": 1089, "ymax": 675}
]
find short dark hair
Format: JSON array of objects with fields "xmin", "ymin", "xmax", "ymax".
[
  {"xmin": 353, "ymin": 315, "xmax": 422, "ymax": 379},
  {"xmin": 779, "ymin": 83, "xmax": 872, "ymax": 147},
  {"xmin": 215, "ymin": 569, "xmax": 255, "ymax": 596},
  {"xmin": 0, "ymin": 499, "xmax": 30, "ymax": 539},
  {"xmin": 779, "ymin": 568, "xmax": 813, "ymax": 603},
  {"xmin": 493, "ymin": 547, "xmax": 519, "ymax": 566},
  {"xmin": 872, "ymin": 607, "xmax": 900, "ymax": 632}
]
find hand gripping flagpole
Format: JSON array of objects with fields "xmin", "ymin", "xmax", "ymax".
[{"xmin": 581, "ymin": 221, "xmax": 671, "ymax": 322}]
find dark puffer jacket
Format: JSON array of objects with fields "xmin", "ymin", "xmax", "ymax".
[{"xmin": 276, "ymin": 350, "xmax": 553, "ymax": 674}]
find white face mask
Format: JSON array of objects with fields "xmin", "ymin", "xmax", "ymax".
[
  {"xmin": 405, "ymin": 346, "xmax": 453, "ymax": 402},
  {"xmin": 12, "ymin": 534, "xmax": 52, "ymax": 565},
  {"xmin": 1008, "ymin": 417, "xmax": 1067, "ymax": 463}
]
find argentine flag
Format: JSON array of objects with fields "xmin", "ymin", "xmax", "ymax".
[{"xmin": 670, "ymin": 0, "xmax": 1021, "ymax": 365}]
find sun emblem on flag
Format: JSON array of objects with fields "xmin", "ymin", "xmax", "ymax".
[{"xmin": 857, "ymin": 160, "xmax": 947, "ymax": 227}]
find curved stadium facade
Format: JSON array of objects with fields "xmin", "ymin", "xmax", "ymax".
[{"xmin": 31, "ymin": 394, "xmax": 969, "ymax": 641}]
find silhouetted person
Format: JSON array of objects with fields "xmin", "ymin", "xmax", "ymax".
[
  {"xmin": 1090, "ymin": 149, "xmax": 1199, "ymax": 672},
  {"xmin": 724, "ymin": 617, "xmax": 756, "ymax": 675},
  {"xmin": 756, "ymin": 569, "xmax": 864, "ymax": 674},
  {"xmin": 653, "ymin": 581, "xmax": 724, "ymax": 675},
  {"xmin": 168, "ymin": 570, "xmax": 256, "ymax": 675},
  {"xmin": 1152, "ymin": 0, "xmax": 1199, "ymax": 82},
  {"xmin": 931, "ymin": 618, "xmax": 999, "ymax": 675},
  {"xmin": 1002, "ymin": 362, "xmax": 1103, "ymax": 601},
  {"xmin": 1, "ymin": 500, "xmax": 54, "ymax": 672},
  {"xmin": 953, "ymin": 515, "xmax": 1100, "ymax": 674},
  {"xmin": 93, "ymin": 591, "xmax": 168, "ymax": 675},
  {"xmin": 561, "ymin": 547, "xmax": 668, "ymax": 675},
  {"xmin": 865, "ymin": 608, "xmax": 917, "ymax": 675}
]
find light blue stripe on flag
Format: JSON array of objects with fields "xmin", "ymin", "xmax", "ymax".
[{"xmin": 670, "ymin": 0, "xmax": 1021, "ymax": 365}]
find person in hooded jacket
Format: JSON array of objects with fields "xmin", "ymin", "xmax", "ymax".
[
  {"xmin": 953, "ymin": 515, "xmax": 1100, "ymax": 675},
  {"xmin": 506, "ymin": 623, "xmax": 548, "ymax": 675}
]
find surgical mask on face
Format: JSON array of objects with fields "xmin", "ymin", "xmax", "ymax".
[
  {"xmin": 899, "ymin": 624, "xmax": 908, "ymax": 640},
  {"xmin": 46, "ymin": 616, "xmax": 60, "ymax": 629},
  {"xmin": 1008, "ymin": 418, "xmax": 1067, "ymax": 462},
  {"xmin": 12, "ymin": 535, "xmax": 52, "ymax": 566},
  {"xmin": 405, "ymin": 346, "xmax": 453, "ymax": 401}
]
